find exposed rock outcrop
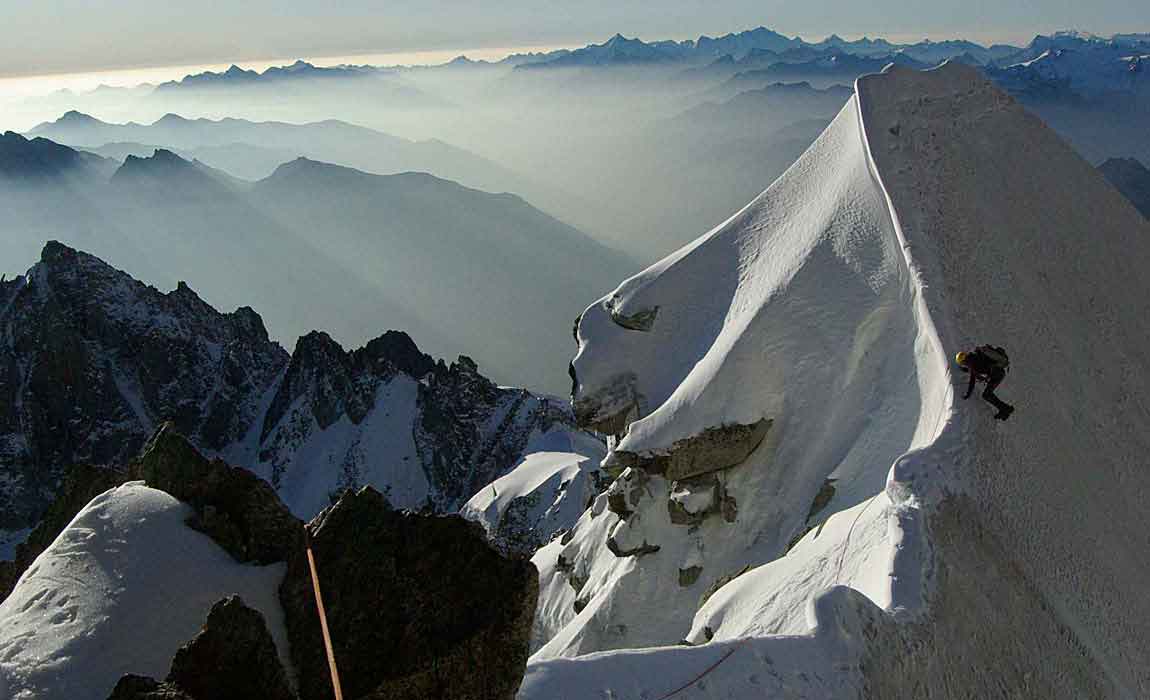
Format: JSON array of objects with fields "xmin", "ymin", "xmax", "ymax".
[
  {"xmin": 0, "ymin": 242, "xmax": 287, "ymax": 530},
  {"xmin": 129, "ymin": 423, "xmax": 302, "ymax": 564},
  {"xmin": 572, "ymin": 372, "xmax": 640, "ymax": 436},
  {"xmin": 605, "ymin": 418, "xmax": 772, "ymax": 481},
  {"xmin": 1, "ymin": 242, "xmax": 597, "ymax": 531},
  {"xmin": 107, "ymin": 596, "xmax": 293, "ymax": 700},
  {"xmin": 666, "ymin": 473, "xmax": 734, "ymax": 526},
  {"xmin": 280, "ymin": 486, "xmax": 539, "ymax": 700},
  {"xmin": 605, "ymin": 297, "xmax": 659, "ymax": 332},
  {"xmin": 606, "ymin": 466, "xmax": 649, "ymax": 518}
]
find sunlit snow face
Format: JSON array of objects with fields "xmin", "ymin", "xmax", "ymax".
[
  {"xmin": 569, "ymin": 235, "xmax": 729, "ymax": 439},
  {"xmin": 570, "ymin": 297, "xmax": 647, "ymax": 436}
]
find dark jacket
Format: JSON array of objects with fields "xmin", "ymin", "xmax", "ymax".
[{"xmin": 960, "ymin": 349, "xmax": 1006, "ymax": 399}]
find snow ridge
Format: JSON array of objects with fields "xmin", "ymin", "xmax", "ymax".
[
  {"xmin": 528, "ymin": 77, "xmax": 944, "ymax": 686},
  {"xmin": 522, "ymin": 61, "xmax": 1150, "ymax": 698}
]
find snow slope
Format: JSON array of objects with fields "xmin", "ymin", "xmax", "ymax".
[
  {"xmin": 0, "ymin": 482, "xmax": 289, "ymax": 700},
  {"xmin": 534, "ymin": 64, "xmax": 944, "ymax": 663},
  {"xmin": 521, "ymin": 61, "xmax": 1150, "ymax": 698},
  {"xmin": 461, "ymin": 429, "xmax": 608, "ymax": 554},
  {"xmin": 857, "ymin": 62, "xmax": 1150, "ymax": 695}
]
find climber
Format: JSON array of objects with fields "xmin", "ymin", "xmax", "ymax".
[{"xmin": 955, "ymin": 345, "xmax": 1015, "ymax": 420}]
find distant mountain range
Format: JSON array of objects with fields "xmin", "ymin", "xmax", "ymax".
[
  {"xmin": 155, "ymin": 59, "xmax": 383, "ymax": 90},
  {"xmin": 26, "ymin": 110, "xmax": 601, "ymax": 244},
  {"xmin": 507, "ymin": 29, "xmax": 1148, "ymax": 116},
  {"xmin": 510, "ymin": 27, "xmax": 1146, "ymax": 73},
  {"xmin": 0, "ymin": 132, "xmax": 633, "ymax": 393},
  {"xmin": 29, "ymin": 110, "xmax": 530, "ymax": 189},
  {"xmin": 153, "ymin": 59, "xmax": 450, "ymax": 109}
]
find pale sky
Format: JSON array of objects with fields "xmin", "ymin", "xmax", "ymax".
[{"xmin": 2, "ymin": 0, "xmax": 1147, "ymax": 78}]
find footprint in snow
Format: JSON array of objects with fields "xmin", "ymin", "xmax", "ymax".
[
  {"xmin": 47, "ymin": 607, "xmax": 78, "ymax": 625},
  {"xmin": 18, "ymin": 587, "xmax": 55, "ymax": 613}
]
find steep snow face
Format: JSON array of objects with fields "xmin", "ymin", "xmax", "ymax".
[
  {"xmin": 539, "ymin": 87, "xmax": 950, "ymax": 662},
  {"xmin": 524, "ymin": 62, "xmax": 1150, "ymax": 699},
  {"xmin": 0, "ymin": 482, "xmax": 288, "ymax": 700}
]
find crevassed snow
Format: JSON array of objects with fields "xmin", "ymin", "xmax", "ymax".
[{"xmin": 0, "ymin": 482, "xmax": 289, "ymax": 700}]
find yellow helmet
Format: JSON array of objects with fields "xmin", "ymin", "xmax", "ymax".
[{"xmin": 955, "ymin": 351, "xmax": 969, "ymax": 366}]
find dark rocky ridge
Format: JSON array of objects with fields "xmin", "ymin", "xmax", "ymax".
[
  {"xmin": 261, "ymin": 329, "xmax": 435, "ymax": 438},
  {"xmin": 280, "ymin": 486, "xmax": 538, "ymax": 700},
  {"xmin": 108, "ymin": 596, "xmax": 294, "ymax": 700},
  {"xmin": 131, "ymin": 423, "xmax": 302, "ymax": 564},
  {"xmin": 0, "ymin": 242, "xmax": 286, "ymax": 529},
  {"xmin": 1, "ymin": 242, "xmax": 589, "ymax": 531}
]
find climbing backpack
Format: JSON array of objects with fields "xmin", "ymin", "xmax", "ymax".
[{"xmin": 978, "ymin": 345, "xmax": 1010, "ymax": 370}]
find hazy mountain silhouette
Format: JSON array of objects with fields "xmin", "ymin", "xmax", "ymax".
[{"xmin": 0, "ymin": 136, "xmax": 631, "ymax": 392}]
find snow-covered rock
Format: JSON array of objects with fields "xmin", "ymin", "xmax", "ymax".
[
  {"xmin": 521, "ymin": 61, "xmax": 1150, "ymax": 698},
  {"xmin": 0, "ymin": 482, "xmax": 289, "ymax": 700}
]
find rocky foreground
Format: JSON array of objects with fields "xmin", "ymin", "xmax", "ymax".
[{"xmin": 0, "ymin": 424, "xmax": 537, "ymax": 700}]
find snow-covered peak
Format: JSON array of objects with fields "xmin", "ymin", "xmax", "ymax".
[
  {"xmin": 524, "ymin": 61, "xmax": 1150, "ymax": 696},
  {"xmin": 552, "ymin": 66, "xmax": 943, "ymax": 660}
]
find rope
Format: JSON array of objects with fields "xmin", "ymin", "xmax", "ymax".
[
  {"xmin": 654, "ymin": 639, "xmax": 749, "ymax": 700},
  {"xmin": 306, "ymin": 531, "xmax": 345, "ymax": 700},
  {"xmin": 833, "ymin": 493, "xmax": 881, "ymax": 582}
]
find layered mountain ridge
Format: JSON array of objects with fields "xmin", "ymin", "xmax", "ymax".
[{"xmin": 0, "ymin": 133, "xmax": 632, "ymax": 393}]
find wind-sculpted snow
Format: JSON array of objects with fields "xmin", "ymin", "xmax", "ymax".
[
  {"xmin": 523, "ymin": 62, "xmax": 1150, "ymax": 698},
  {"xmin": 0, "ymin": 482, "xmax": 288, "ymax": 700},
  {"xmin": 537, "ymin": 77, "xmax": 945, "ymax": 667}
]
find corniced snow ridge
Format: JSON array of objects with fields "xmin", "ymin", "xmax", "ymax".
[{"xmin": 521, "ymin": 62, "xmax": 1150, "ymax": 699}]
